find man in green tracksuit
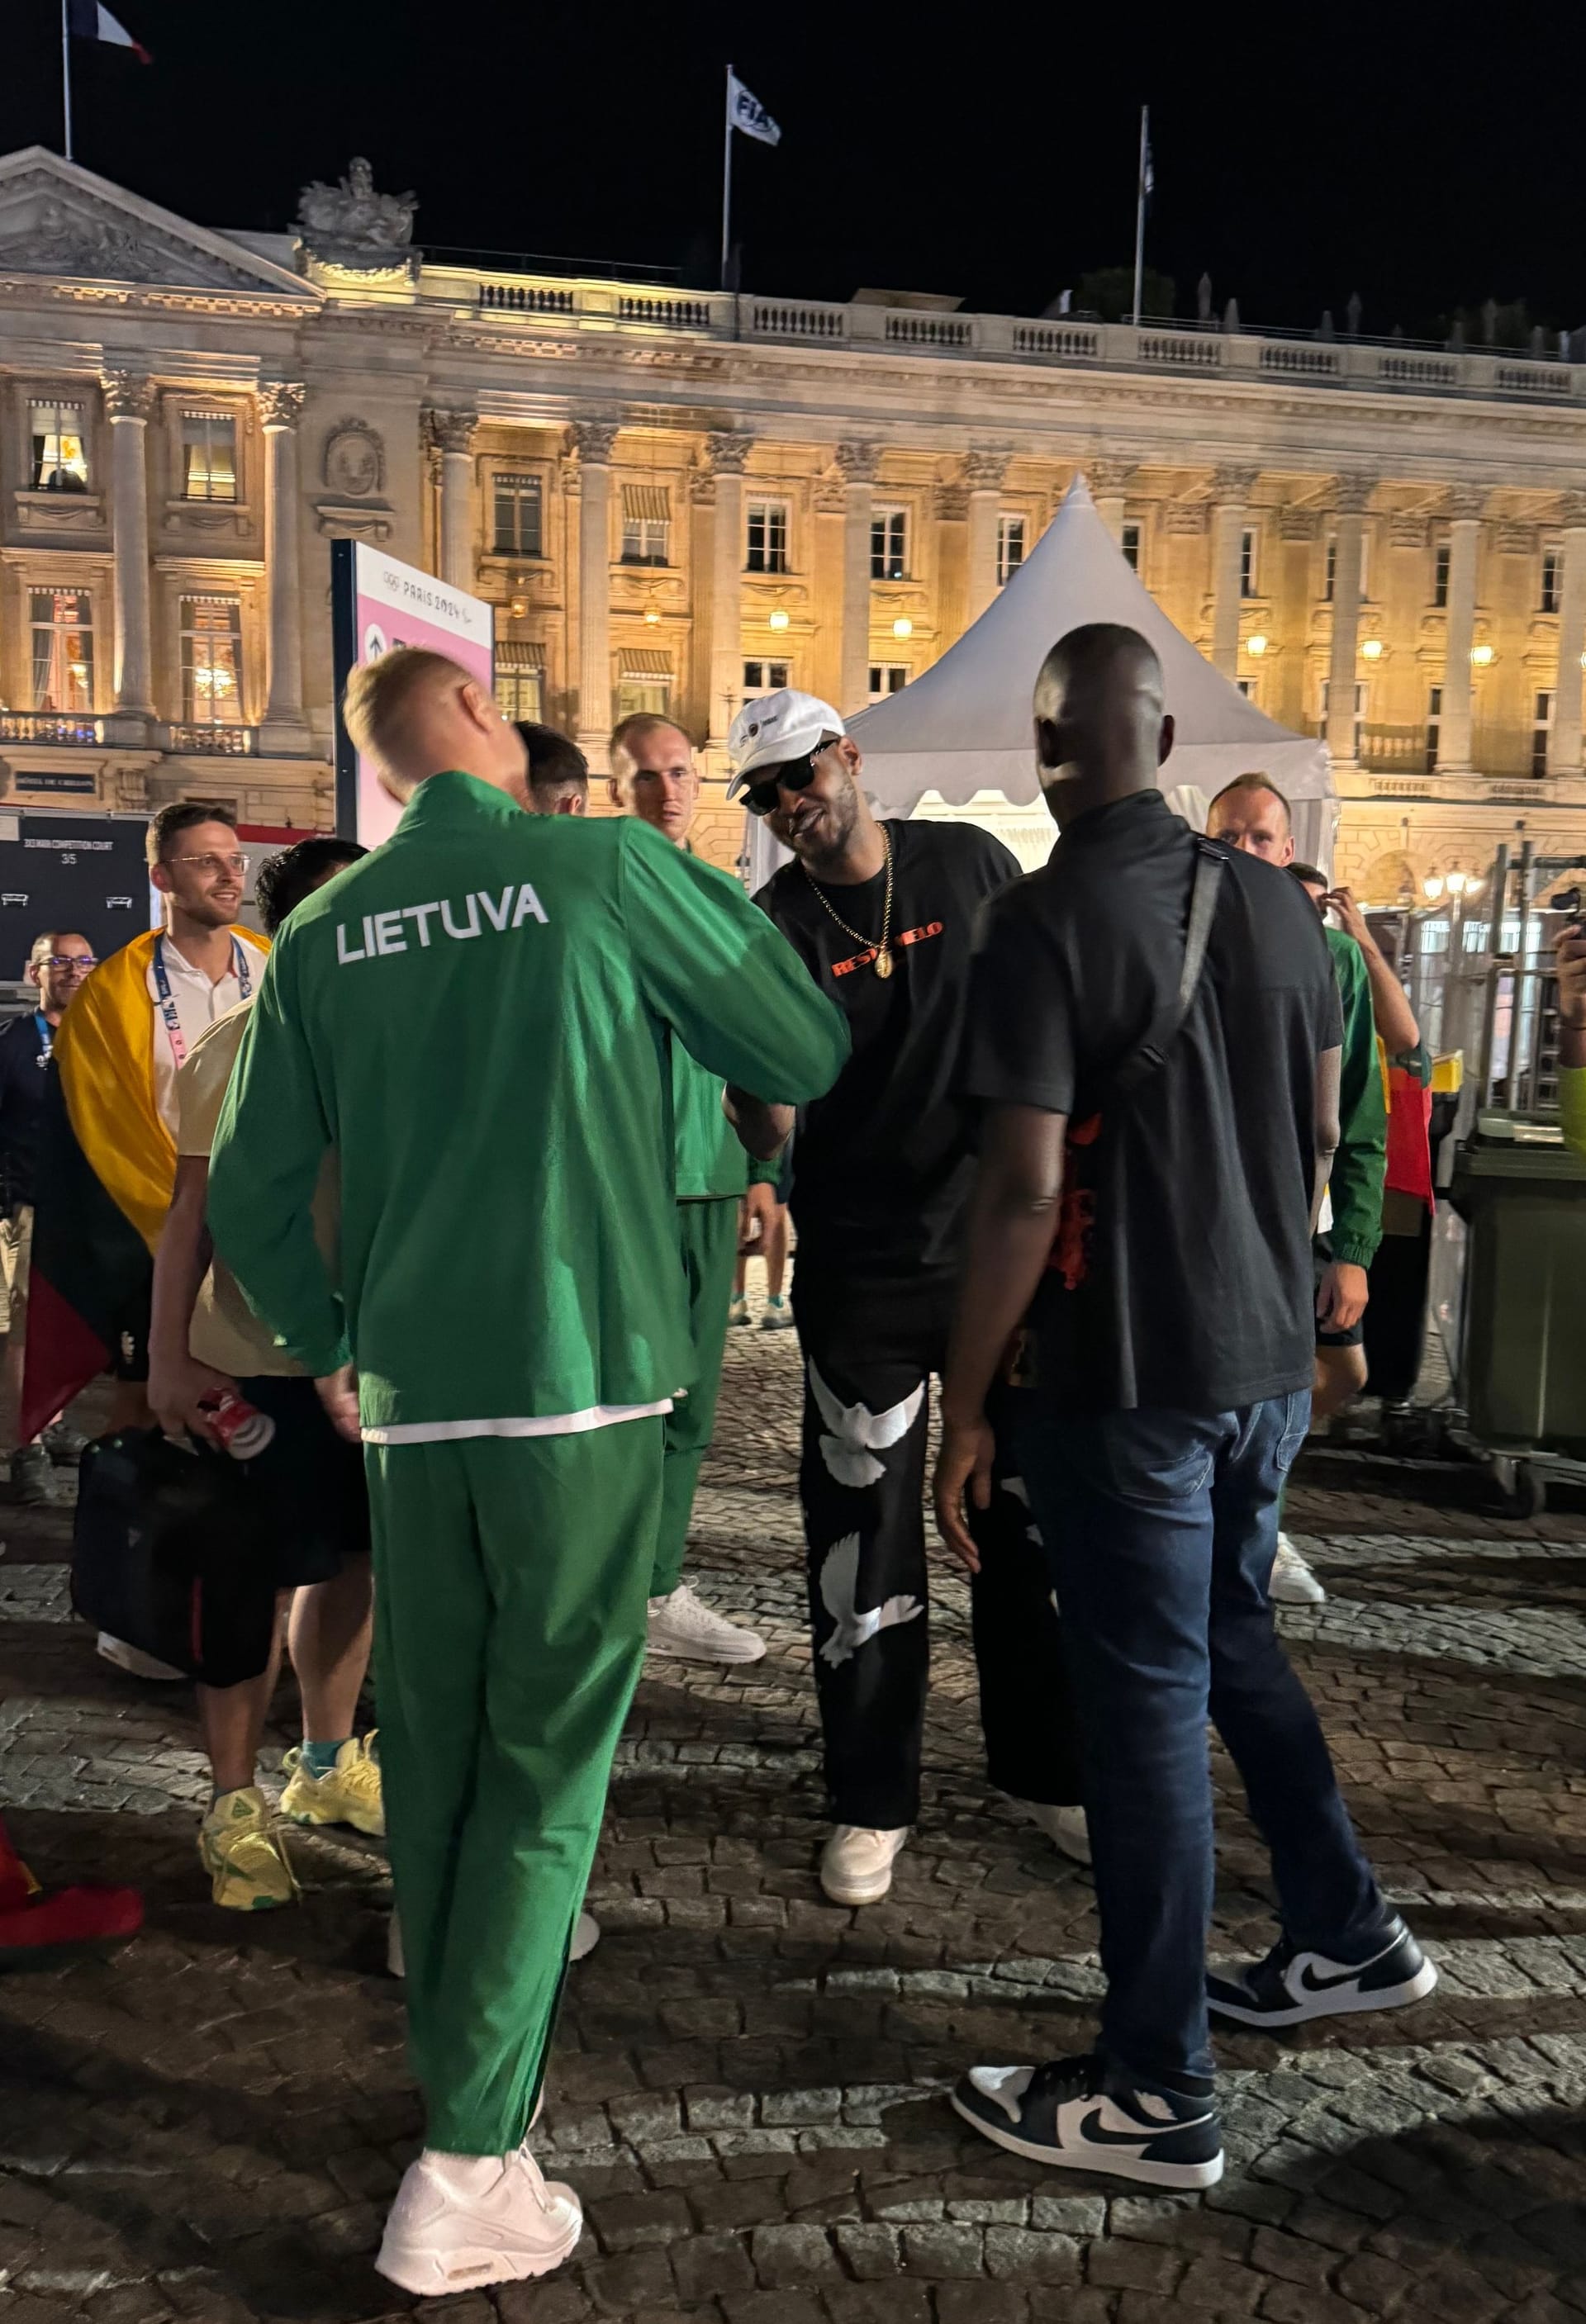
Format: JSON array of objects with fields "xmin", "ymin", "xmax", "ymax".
[
  {"xmin": 207, "ymin": 650, "xmax": 847, "ymax": 2301},
  {"xmin": 607, "ymin": 711, "xmax": 764, "ymax": 1665}
]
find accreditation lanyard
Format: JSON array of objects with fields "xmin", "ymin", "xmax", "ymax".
[
  {"xmin": 35, "ymin": 1011, "xmax": 51, "ymax": 1067},
  {"xmin": 153, "ymin": 935, "xmax": 251, "ymax": 1073}
]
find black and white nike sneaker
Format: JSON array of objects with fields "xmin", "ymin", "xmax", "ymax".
[
  {"xmin": 951, "ymin": 2053, "xmax": 1224, "ymax": 2189},
  {"xmin": 1207, "ymin": 1916, "xmax": 1437, "ymax": 2030}
]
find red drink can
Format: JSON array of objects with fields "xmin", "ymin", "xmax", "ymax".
[{"xmin": 202, "ymin": 1389, "xmax": 277, "ymax": 1461}]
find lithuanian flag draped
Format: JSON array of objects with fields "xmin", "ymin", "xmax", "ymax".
[{"xmin": 21, "ymin": 927, "xmax": 267, "ymax": 1440}]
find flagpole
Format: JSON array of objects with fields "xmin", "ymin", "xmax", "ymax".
[
  {"xmin": 61, "ymin": 0, "xmax": 74, "ymax": 163},
  {"xmin": 1130, "ymin": 103, "xmax": 1148, "ymax": 327},
  {"xmin": 719, "ymin": 64, "xmax": 734, "ymax": 292}
]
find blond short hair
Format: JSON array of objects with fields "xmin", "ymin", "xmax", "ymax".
[
  {"xmin": 343, "ymin": 647, "xmax": 471, "ymax": 770},
  {"xmin": 609, "ymin": 711, "xmax": 695, "ymax": 787}
]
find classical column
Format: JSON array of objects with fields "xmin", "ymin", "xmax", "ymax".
[
  {"xmin": 1550, "ymin": 494, "xmax": 1586, "ymax": 778},
  {"xmin": 706, "ymin": 432, "xmax": 750, "ymax": 746},
  {"xmin": 1437, "ymin": 486, "xmax": 1485, "ymax": 775},
  {"xmin": 836, "ymin": 442, "xmax": 879, "ymax": 715},
  {"xmin": 101, "ymin": 369, "xmax": 155, "ymax": 731},
  {"xmin": 1326, "ymin": 477, "xmax": 1372, "ymax": 767},
  {"xmin": 1089, "ymin": 458, "xmax": 1135, "ymax": 544},
  {"xmin": 570, "ymin": 418, "xmax": 618, "ymax": 747},
  {"xmin": 962, "ymin": 448, "xmax": 1009, "ymax": 627},
  {"xmin": 933, "ymin": 480, "xmax": 968, "ymax": 647},
  {"xmin": 430, "ymin": 410, "xmax": 477, "ymax": 590},
  {"xmin": 259, "ymin": 382, "xmax": 308, "ymax": 751},
  {"xmin": 1210, "ymin": 464, "xmax": 1258, "ymax": 678}
]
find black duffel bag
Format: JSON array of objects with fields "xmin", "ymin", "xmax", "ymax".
[{"xmin": 72, "ymin": 1430, "xmax": 279, "ymax": 1686}]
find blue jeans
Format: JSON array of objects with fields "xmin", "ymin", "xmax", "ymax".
[{"xmin": 1008, "ymin": 1391, "xmax": 1389, "ymax": 2087}]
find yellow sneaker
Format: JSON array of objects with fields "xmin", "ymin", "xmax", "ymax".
[
  {"xmin": 280, "ymin": 1734, "xmax": 385, "ymax": 1838},
  {"xmin": 199, "ymin": 1787, "xmax": 298, "ymax": 1910}
]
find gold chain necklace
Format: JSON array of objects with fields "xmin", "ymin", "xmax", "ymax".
[{"xmin": 802, "ymin": 828, "xmax": 895, "ymax": 978}]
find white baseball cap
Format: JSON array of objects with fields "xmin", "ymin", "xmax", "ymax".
[{"xmin": 726, "ymin": 689, "xmax": 847, "ymax": 799}]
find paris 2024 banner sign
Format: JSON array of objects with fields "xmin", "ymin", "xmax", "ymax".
[{"xmin": 331, "ymin": 541, "xmax": 496, "ymax": 847}]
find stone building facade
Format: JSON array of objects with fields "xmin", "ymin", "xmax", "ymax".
[{"xmin": 3, "ymin": 144, "xmax": 1586, "ymax": 891}]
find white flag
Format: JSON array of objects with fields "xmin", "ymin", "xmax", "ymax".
[
  {"xmin": 67, "ymin": 0, "xmax": 151, "ymax": 55},
  {"xmin": 729, "ymin": 72, "xmax": 781, "ymax": 147}
]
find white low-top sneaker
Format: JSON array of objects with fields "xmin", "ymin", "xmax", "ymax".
[
  {"xmin": 819, "ymin": 1824, "xmax": 909, "ymax": 1906},
  {"xmin": 1010, "ymin": 1798, "xmax": 1092, "ymax": 1866},
  {"xmin": 1269, "ymin": 1534, "xmax": 1327, "ymax": 1605},
  {"xmin": 646, "ymin": 1582, "xmax": 767, "ymax": 1664},
  {"xmin": 376, "ymin": 2141, "xmax": 582, "ymax": 2295}
]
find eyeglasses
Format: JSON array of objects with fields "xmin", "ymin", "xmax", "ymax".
[
  {"xmin": 43, "ymin": 954, "xmax": 96, "ymax": 973},
  {"xmin": 743, "ymin": 743, "xmax": 833, "ymax": 819},
  {"xmin": 172, "ymin": 852, "xmax": 249, "ymax": 878}
]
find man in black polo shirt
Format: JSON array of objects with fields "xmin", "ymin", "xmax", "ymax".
[
  {"xmin": 726, "ymin": 690, "xmax": 1079, "ymax": 1909},
  {"xmin": 935, "ymin": 626, "xmax": 1433, "ymax": 2190},
  {"xmin": 1, "ymin": 931, "xmax": 96, "ymax": 1502}
]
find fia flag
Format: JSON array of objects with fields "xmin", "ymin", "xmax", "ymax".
[
  {"xmin": 729, "ymin": 72, "xmax": 781, "ymax": 146},
  {"xmin": 67, "ymin": 1, "xmax": 151, "ymax": 58}
]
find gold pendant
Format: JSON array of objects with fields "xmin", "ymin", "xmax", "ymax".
[{"xmin": 874, "ymin": 946, "xmax": 894, "ymax": 979}]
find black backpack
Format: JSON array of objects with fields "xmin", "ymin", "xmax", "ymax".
[{"xmin": 71, "ymin": 1430, "xmax": 280, "ymax": 1687}]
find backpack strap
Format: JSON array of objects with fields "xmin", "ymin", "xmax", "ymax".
[{"xmin": 1110, "ymin": 838, "xmax": 1227, "ymax": 1098}]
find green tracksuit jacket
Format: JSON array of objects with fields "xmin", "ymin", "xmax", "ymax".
[
  {"xmin": 207, "ymin": 772, "xmax": 848, "ymax": 1433},
  {"xmin": 1325, "ymin": 925, "xmax": 1388, "ymax": 1269}
]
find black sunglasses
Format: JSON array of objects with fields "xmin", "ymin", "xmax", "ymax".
[{"xmin": 742, "ymin": 740, "xmax": 838, "ymax": 819}]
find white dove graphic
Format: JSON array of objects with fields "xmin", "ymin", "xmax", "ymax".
[
  {"xmin": 817, "ymin": 1532, "xmax": 925, "ymax": 1667},
  {"xmin": 808, "ymin": 1361, "xmax": 925, "ymax": 1487}
]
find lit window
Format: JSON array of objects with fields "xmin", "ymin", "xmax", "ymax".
[
  {"xmin": 181, "ymin": 412, "xmax": 237, "ymax": 503},
  {"xmin": 871, "ymin": 506, "xmax": 909, "ymax": 581},
  {"xmin": 496, "ymin": 642, "xmax": 543, "ymax": 723},
  {"xmin": 29, "ymin": 587, "xmax": 94, "ymax": 712},
  {"xmin": 1426, "ymin": 684, "xmax": 1443, "ymax": 770},
  {"xmin": 616, "ymin": 652, "xmax": 672, "ymax": 721},
  {"xmin": 742, "ymin": 660, "xmax": 791, "ymax": 696},
  {"xmin": 492, "ymin": 474, "xmax": 543, "ymax": 557},
  {"xmin": 1121, "ymin": 521, "xmax": 1142, "ymax": 572},
  {"xmin": 1432, "ymin": 543, "xmax": 1450, "ymax": 609},
  {"xmin": 745, "ymin": 500, "xmax": 789, "ymax": 574},
  {"xmin": 867, "ymin": 665, "xmax": 909, "ymax": 700},
  {"xmin": 180, "ymin": 595, "xmax": 244, "ymax": 724},
  {"xmin": 1241, "ymin": 526, "xmax": 1258, "ymax": 597},
  {"xmin": 1533, "ymin": 688, "xmax": 1555, "ymax": 777},
  {"xmin": 1541, "ymin": 548, "xmax": 1562, "ymax": 615},
  {"xmin": 30, "ymin": 399, "xmax": 88, "ymax": 491},
  {"xmin": 996, "ymin": 515, "xmax": 1026, "ymax": 586},
  {"xmin": 620, "ymin": 485, "xmax": 671, "ymax": 567}
]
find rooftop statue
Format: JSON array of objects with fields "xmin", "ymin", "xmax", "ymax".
[{"xmin": 295, "ymin": 158, "xmax": 416, "ymax": 253}]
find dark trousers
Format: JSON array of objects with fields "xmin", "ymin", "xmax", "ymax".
[
  {"xmin": 794, "ymin": 1265, "xmax": 1078, "ymax": 1829},
  {"xmin": 1009, "ymin": 1390, "xmax": 1390, "ymax": 2087}
]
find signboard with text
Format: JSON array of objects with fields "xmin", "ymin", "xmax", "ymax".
[{"xmin": 330, "ymin": 541, "xmax": 495, "ymax": 847}]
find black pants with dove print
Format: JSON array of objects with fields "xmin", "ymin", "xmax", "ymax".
[{"xmin": 793, "ymin": 1263, "xmax": 1081, "ymax": 1831}]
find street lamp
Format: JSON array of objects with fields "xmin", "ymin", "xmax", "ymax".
[
  {"xmin": 767, "ymin": 606, "xmax": 790, "ymax": 633},
  {"xmin": 1423, "ymin": 875, "xmax": 1446, "ymax": 902},
  {"xmin": 892, "ymin": 615, "xmax": 914, "ymax": 639},
  {"xmin": 1360, "ymin": 637, "xmax": 1384, "ymax": 659},
  {"xmin": 1471, "ymin": 643, "xmax": 1495, "ymax": 666},
  {"xmin": 1446, "ymin": 869, "xmax": 1470, "ymax": 899},
  {"xmin": 1246, "ymin": 633, "xmax": 1268, "ymax": 657}
]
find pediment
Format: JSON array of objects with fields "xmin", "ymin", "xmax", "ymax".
[{"xmin": 0, "ymin": 147, "xmax": 316, "ymax": 301}]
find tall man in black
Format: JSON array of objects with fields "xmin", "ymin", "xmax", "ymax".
[
  {"xmin": 727, "ymin": 689, "xmax": 1079, "ymax": 1908},
  {"xmin": 936, "ymin": 626, "xmax": 1435, "ymax": 2191}
]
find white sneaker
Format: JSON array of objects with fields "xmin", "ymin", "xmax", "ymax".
[
  {"xmin": 97, "ymin": 1632, "xmax": 186, "ymax": 1682},
  {"xmin": 1010, "ymin": 1798, "xmax": 1092, "ymax": 1866},
  {"xmin": 375, "ymin": 2141, "xmax": 582, "ymax": 2296},
  {"xmin": 1269, "ymin": 1534, "xmax": 1327, "ymax": 1605},
  {"xmin": 646, "ymin": 1582, "xmax": 767, "ymax": 1665},
  {"xmin": 819, "ymin": 1824, "xmax": 909, "ymax": 1906},
  {"xmin": 389, "ymin": 1908, "xmax": 599, "ymax": 1980}
]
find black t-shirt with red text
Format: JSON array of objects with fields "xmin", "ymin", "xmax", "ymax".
[{"xmin": 756, "ymin": 818, "xmax": 1021, "ymax": 1275}]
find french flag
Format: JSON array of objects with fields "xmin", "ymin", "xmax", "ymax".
[{"xmin": 67, "ymin": 1, "xmax": 151, "ymax": 61}]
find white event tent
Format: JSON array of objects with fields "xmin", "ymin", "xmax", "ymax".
[{"xmin": 842, "ymin": 475, "xmax": 1335, "ymax": 871}]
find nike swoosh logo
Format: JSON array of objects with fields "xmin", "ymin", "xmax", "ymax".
[
  {"xmin": 1296, "ymin": 1960, "xmax": 1368, "ymax": 1994},
  {"xmin": 1074, "ymin": 2105, "xmax": 1211, "ymax": 2147}
]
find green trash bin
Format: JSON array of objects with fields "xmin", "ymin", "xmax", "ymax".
[{"xmin": 1451, "ymin": 1120, "xmax": 1586, "ymax": 1457}]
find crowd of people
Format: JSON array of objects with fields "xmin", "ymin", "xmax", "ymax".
[{"xmin": 2, "ymin": 624, "xmax": 1453, "ymax": 2295}]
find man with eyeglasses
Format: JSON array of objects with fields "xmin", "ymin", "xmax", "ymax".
[
  {"xmin": 24, "ymin": 801, "xmax": 268, "ymax": 1675},
  {"xmin": 725, "ymin": 690, "xmax": 1081, "ymax": 1909},
  {"xmin": 0, "ymin": 932, "xmax": 97, "ymax": 1503}
]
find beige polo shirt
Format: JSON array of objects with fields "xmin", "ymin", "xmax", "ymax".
[{"xmin": 177, "ymin": 1002, "xmax": 340, "ymax": 1379}]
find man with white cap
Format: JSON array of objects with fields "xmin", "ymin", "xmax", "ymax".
[{"xmin": 727, "ymin": 690, "xmax": 1081, "ymax": 1906}]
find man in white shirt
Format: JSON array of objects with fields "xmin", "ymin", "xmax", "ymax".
[{"xmin": 144, "ymin": 804, "xmax": 263, "ymax": 1133}]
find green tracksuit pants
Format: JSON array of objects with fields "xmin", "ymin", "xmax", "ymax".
[
  {"xmin": 364, "ymin": 1419, "xmax": 665, "ymax": 2155},
  {"xmin": 652, "ymin": 1196, "xmax": 739, "ymax": 1600}
]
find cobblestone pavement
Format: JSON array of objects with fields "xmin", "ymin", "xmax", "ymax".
[{"xmin": 3, "ymin": 1309, "xmax": 1586, "ymax": 2323}]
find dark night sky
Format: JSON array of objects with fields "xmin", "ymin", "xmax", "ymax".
[{"xmin": 0, "ymin": 1, "xmax": 1576, "ymax": 340}]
